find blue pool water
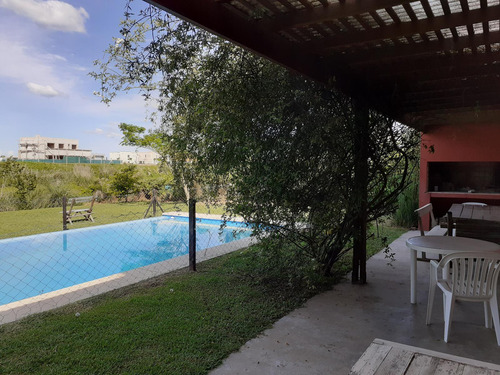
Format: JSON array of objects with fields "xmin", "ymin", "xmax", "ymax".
[{"xmin": 0, "ymin": 216, "xmax": 250, "ymax": 306}]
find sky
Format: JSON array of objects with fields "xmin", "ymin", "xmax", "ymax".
[{"xmin": 0, "ymin": 0, "xmax": 155, "ymax": 158}]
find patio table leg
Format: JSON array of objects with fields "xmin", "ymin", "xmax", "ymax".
[{"xmin": 411, "ymin": 248, "xmax": 417, "ymax": 304}]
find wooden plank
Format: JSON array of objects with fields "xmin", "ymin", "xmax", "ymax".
[
  {"xmin": 462, "ymin": 365, "xmax": 499, "ymax": 375},
  {"xmin": 372, "ymin": 339, "xmax": 500, "ymax": 371},
  {"xmin": 434, "ymin": 359, "xmax": 463, "ymax": 375},
  {"xmin": 71, "ymin": 196, "xmax": 93, "ymax": 204},
  {"xmin": 405, "ymin": 354, "xmax": 438, "ymax": 375},
  {"xmin": 373, "ymin": 346, "xmax": 414, "ymax": 375},
  {"xmin": 349, "ymin": 342, "xmax": 391, "ymax": 375}
]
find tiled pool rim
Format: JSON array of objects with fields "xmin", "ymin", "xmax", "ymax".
[{"xmin": 0, "ymin": 212, "xmax": 255, "ymax": 325}]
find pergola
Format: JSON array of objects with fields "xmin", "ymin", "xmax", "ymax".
[{"xmin": 145, "ymin": 0, "xmax": 500, "ymax": 281}]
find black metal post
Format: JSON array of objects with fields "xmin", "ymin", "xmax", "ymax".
[
  {"xmin": 62, "ymin": 196, "xmax": 68, "ymax": 231},
  {"xmin": 351, "ymin": 100, "xmax": 369, "ymax": 284},
  {"xmin": 152, "ymin": 189, "xmax": 157, "ymax": 216},
  {"xmin": 189, "ymin": 199, "xmax": 196, "ymax": 271}
]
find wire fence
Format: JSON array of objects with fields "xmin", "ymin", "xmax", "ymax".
[{"xmin": 0, "ymin": 192, "xmax": 253, "ymax": 325}]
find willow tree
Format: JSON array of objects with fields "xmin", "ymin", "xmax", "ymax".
[{"xmin": 91, "ymin": 2, "xmax": 419, "ymax": 277}]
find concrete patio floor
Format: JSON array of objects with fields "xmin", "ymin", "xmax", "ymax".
[{"xmin": 210, "ymin": 230, "xmax": 500, "ymax": 374}]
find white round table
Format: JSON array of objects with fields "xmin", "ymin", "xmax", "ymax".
[{"xmin": 406, "ymin": 236, "xmax": 500, "ymax": 304}]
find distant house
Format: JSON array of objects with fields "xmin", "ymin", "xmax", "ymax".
[
  {"xmin": 109, "ymin": 151, "xmax": 160, "ymax": 165},
  {"xmin": 18, "ymin": 135, "xmax": 93, "ymax": 161}
]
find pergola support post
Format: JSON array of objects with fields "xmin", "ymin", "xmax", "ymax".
[
  {"xmin": 351, "ymin": 100, "xmax": 369, "ymax": 284},
  {"xmin": 189, "ymin": 198, "xmax": 197, "ymax": 271}
]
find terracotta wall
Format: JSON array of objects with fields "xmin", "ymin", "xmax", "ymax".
[{"xmin": 419, "ymin": 123, "xmax": 500, "ymax": 229}]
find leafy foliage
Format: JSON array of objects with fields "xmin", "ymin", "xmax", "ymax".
[
  {"xmin": 92, "ymin": 3, "xmax": 419, "ymax": 275},
  {"xmin": 0, "ymin": 158, "xmax": 37, "ymax": 210},
  {"xmin": 110, "ymin": 164, "xmax": 139, "ymax": 200}
]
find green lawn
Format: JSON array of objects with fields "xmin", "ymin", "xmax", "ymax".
[
  {"xmin": 0, "ymin": 202, "xmax": 226, "ymax": 239},
  {"xmin": 0, "ymin": 222, "xmax": 406, "ymax": 374}
]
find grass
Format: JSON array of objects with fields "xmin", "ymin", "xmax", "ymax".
[
  {"xmin": 0, "ymin": 201, "xmax": 226, "ymax": 239},
  {"xmin": 0, "ymin": 223, "xmax": 406, "ymax": 374},
  {"xmin": 0, "ymin": 249, "xmax": 320, "ymax": 374}
]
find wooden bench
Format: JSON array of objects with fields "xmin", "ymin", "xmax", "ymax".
[
  {"xmin": 350, "ymin": 338, "xmax": 500, "ymax": 374},
  {"xmin": 63, "ymin": 196, "xmax": 95, "ymax": 224}
]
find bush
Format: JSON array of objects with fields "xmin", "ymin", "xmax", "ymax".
[
  {"xmin": 247, "ymin": 235, "xmax": 330, "ymax": 292},
  {"xmin": 110, "ymin": 165, "xmax": 139, "ymax": 201}
]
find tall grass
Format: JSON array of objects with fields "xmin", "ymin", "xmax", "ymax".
[
  {"xmin": 0, "ymin": 162, "xmax": 173, "ymax": 211},
  {"xmin": 393, "ymin": 178, "xmax": 419, "ymax": 228}
]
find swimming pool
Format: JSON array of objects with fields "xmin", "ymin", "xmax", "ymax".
[{"xmin": 0, "ymin": 216, "xmax": 251, "ymax": 306}]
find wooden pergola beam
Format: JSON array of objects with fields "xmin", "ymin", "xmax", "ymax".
[
  {"xmin": 365, "ymin": 64, "xmax": 500, "ymax": 92},
  {"xmin": 393, "ymin": 78, "xmax": 500, "ymax": 97},
  {"xmin": 397, "ymin": 94, "xmax": 500, "ymax": 113},
  {"xmin": 335, "ymin": 30, "xmax": 500, "ymax": 66},
  {"xmin": 352, "ymin": 51, "xmax": 500, "ymax": 78}
]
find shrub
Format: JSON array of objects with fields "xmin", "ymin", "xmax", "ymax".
[{"xmin": 110, "ymin": 165, "xmax": 139, "ymax": 201}]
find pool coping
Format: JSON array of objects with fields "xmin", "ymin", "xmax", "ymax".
[{"xmin": 0, "ymin": 213, "xmax": 255, "ymax": 325}]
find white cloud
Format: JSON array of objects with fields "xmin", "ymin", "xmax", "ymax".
[
  {"xmin": 0, "ymin": 34, "xmax": 73, "ymax": 95},
  {"xmin": 0, "ymin": 0, "xmax": 88, "ymax": 33},
  {"xmin": 26, "ymin": 82, "xmax": 61, "ymax": 97},
  {"xmin": 85, "ymin": 123, "xmax": 122, "ymax": 140},
  {"xmin": 86, "ymin": 128, "xmax": 104, "ymax": 134},
  {"xmin": 44, "ymin": 53, "xmax": 67, "ymax": 62}
]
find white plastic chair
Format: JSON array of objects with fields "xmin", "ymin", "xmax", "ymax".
[{"xmin": 426, "ymin": 252, "xmax": 500, "ymax": 345}]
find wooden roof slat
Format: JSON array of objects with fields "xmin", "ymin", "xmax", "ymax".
[
  {"xmin": 402, "ymin": 3, "xmax": 419, "ymax": 21},
  {"xmin": 253, "ymin": 0, "xmax": 282, "ymax": 14},
  {"xmin": 310, "ymin": 23, "xmax": 332, "ymax": 38},
  {"xmin": 369, "ymin": 10, "xmax": 387, "ymax": 27},
  {"xmin": 384, "ymin": 6, "xmax": 402, "ymax": 24},
  {"xmin": 311, "ymin": 5, "xmax": 500, "ymax": 51},
  {"xmin": 295, "ymin": 0, "xmax": 314, "ymax": 10},
  {"xmin": 459, "ymin": 0, "xmax": 469, "ymax": 11},
  {"xmin": 420, "ymin": 0, "xmax": 435, "ymax": 17},
  {"xmin": 440, "ymin": 0, "xmax": 451, "ymax": 14},
  {"xmin": 274, "ymin": 0, "xmax": 296, "ymax": 11},
  {"xmin": 267, "ymin": 0, "xmax": 415, "ymax": 31}
]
